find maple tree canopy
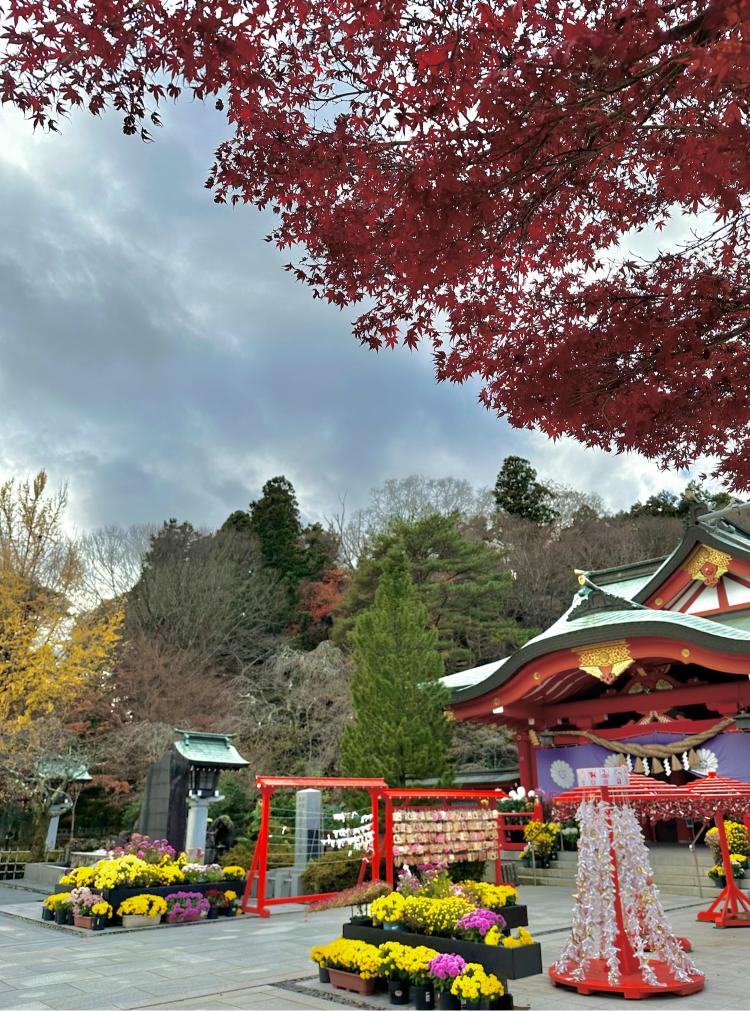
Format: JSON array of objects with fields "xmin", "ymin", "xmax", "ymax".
[{"xmin": 2, "ymin": 1, "xmax": 750, "ymax": 483}]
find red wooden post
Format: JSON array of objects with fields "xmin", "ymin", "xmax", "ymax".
[
  {"xmin": 515, "ymin": 728, "xmax": 535, "ymax": 792},
  {"xmin": 605, "ymin": 799, "xmax": 639, "ymax": 976},
  {"xmin": 384, "ymin": 794, "xmax": 394, "ymax": 887},
  {"xmin": 369, "ymin": 789, "xmax": 380, "ymax": 881},
  {"xmin": 254, "ymin": 786, "xmax": 272, "ymax": 918}
]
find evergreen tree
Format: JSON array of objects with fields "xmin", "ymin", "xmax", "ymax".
[
  {"xmin": 248, "ymin": 476, "xmax": 308, "ymax": 582},
  {"xmin": 333, "ymin": 513, "xmax": 529, "ymax": 671},
  {"xmin": 224, "ymin": 477, "xmax": 338, "ymax": 631},
  {"xmin": 342, "ymin": 547, "xmax": 452, "ymax": 787},
  {"xmin": 626, "ymin": 481, "xmax": 737, "ymax": 519},
  {"xmin": 493, "ymin": 456, "xmax": 558, "ymax": 524}
]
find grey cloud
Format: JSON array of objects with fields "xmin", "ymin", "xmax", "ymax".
[{"xmin": 0, "ymin": 102, "xmax": 693, "ymax": 533}]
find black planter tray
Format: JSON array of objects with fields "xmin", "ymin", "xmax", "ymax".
[
  {"xmin": 57, "ymin": 879, "xmax": 245, "ymax": 925},
  {"xmin": 494, "ymin": 905, "xmax": 527, "ymax": 929},
  {"xmin": 342, "ymin": 924, "xmax": 542, "ymax": 980}
]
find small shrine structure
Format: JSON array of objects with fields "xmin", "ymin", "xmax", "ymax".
[{"xmin": 446, "ymin": 503, "xmax": 750, "ymax": 838}]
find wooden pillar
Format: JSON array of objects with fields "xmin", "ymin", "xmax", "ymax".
[{"xmin": 515, "ymin": 728, "xmax": 537, "ymax": 791}]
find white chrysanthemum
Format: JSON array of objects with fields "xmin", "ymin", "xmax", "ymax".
[
  {"xmin": 550, "ymin": 760, "xmax": 575, "ymax": 789},
  {"xmin": 695, "ymin": 748, "xmax": 719, "ymax": 775},
  {"xmin": 604, "ymin": 754, "xmax": 625, "ymax": 768}
]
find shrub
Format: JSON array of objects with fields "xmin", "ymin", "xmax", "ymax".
[
  {"xmin": 301, "ymin": 849, "xmax": 365, "ymax": 894},
  {"xmin": 219, "ymin": 842, "xmax": 254, "ymax": 869},
  {"xmin": 447, "ymin": 860, "xmax": 486, "ymax": 883}
]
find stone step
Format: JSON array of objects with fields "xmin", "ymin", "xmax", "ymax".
[
  {"xmin": 519, "ymin": 865, "xmax": 717, "ymax": 885},
  {"xmin": 21, "ymin": 863, "xmax": 67, "ymax": 892},
  {"xmin": 516, "ymin": 875, "xmax": 714, "ymax": 898}
]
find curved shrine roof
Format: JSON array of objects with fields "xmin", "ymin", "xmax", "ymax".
[{"xmin": 445, "ymin": 501, "xmax": 750, "ymax": 707}]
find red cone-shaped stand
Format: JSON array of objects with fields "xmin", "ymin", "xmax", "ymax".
[
  {"xmin": 549, "ymin": 959, "xmax": 705, "ymax": 999},
  {"xmin": 550, "ymin": 796, "xmax": 704, "ymax": 999}
]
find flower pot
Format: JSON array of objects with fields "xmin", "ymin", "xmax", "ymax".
[
  {"xmin": 66, "ymin": 908, "xmax": 75, "ymax": 925},
  {"xmin": 318, "ymin": 967, "xmax": 330, "ymax": 983},
  {"xmin": 207, "ymin": 907, "xmax": 219, "ymax": 920},
  {"xmin": 122, "ymin": 913, "xmax": 159, "ymax": 928},
  {"xmin": 350, "ymin": 915, "xmax": 373, "ymax": 927},
  {"xmin": 73, "ymin": 915, "xmax": 93, "ymax": 929},
  {"xmin": 486, "ymin": 995, "xmax": 513, "ymax": 1009},
  {"xmin": 388, "ymin": 979, "xmax": 410, "ymax": 1005},
  {"xmin": 41, "ymin": 907, "xmax": 54, "ymax": 922},
  {"xmin": 327, "ymin": 968, "xmax": 376, "ymax": 996},
  {"xmin": 54, "ymin": 907, "xmax": 69, "ymax": 925},
  {"xmin": 166, "ymin": 909, "xmax": 202, "ymax": 924},
  {"xmin": 412, "ymin": 983, "xmax": 435, "ymax": 1009},
  {"xmin": 92, "ymin": 916, "xmax": 107, "ymax": 931},
  {"xmin": 464, "ymin": 1001, "xmax": 482, "ymax": 1010},
  {"xmin": 384, "ymin": 922, "xmax": 406, "ymax": 932},
  {"xmin": 435, "ymin": 991, "xmax": 460, "ymax": 1010}
]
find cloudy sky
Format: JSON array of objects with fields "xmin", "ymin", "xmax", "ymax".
[{"xmin": 0, "ymin": 100, "xmax": 699, "ymax": 533}]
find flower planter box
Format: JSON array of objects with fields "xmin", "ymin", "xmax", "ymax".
[
  {"xmin": 493, "ymin": 905, "xmax": 527, "ymax": 930},
  {"xmin": 122, "ymin": 913, "xmax": 160, "ymax": 928},
  {"xmin": 73, "ymin": 915, "xmax": 93, "ymax": 929},
  {"xmin": 342, "ymin": 923, "xmax": 542, "ymax": 980},
  {"xmin": 165, "ymin": 910, "xmax": 203, "ymax": 924},
  {"xmin": 69, "ymin": 880, "xmax": 243, "ymax": 926},
  {"xmin": 327, "ymin": 968, "xmax": 376, "ymax": 995}
]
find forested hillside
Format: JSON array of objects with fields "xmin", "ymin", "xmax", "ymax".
[{"xmin": 0, "ymin": 464, "xmax": 732, "ymax": 844}]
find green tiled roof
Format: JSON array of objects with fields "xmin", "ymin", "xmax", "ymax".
[
  {"xmin": 174, "ymin": 730, "xmax": 248, "ymax": 767},
  {"xmin": 448, "ymin": 605, "xmax": 750, "ymax": 703}
]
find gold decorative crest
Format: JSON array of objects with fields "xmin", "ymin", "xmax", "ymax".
[
  {"xmin": 574, "ymin": 640, "xmax": 634, "ymax": 685},
  {"xmin": 682, "ymin": 545, "xmax": 732, "ymax": 587}
]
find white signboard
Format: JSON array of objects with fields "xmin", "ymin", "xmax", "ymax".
[{"xmin": 576, "ymin": 766, "xmax": 628, "ymax": 788}]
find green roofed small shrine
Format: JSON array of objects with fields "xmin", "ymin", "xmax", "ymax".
[
  {"xmin": 445, "ymin": 502, "xmax": 750, "ymax": 842},
  {"xmin": 174, "ymin": 729, "xmax": 249, "ymax": 770}
]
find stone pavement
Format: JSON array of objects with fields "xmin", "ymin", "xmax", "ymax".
[{"xmin": 0, "ymin": 884, "xmax": 746, "ymax": 1010}]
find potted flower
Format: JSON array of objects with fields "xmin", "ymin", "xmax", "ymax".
[
  {"xmin": 451, "ymin": 963, "xmax": 487, "ymax": 1010},
  {"xmin": 378, "ymin": 941, "xmax": 412, "ymax": 1005},
  {"xmin": 221, "ymin": 864, "xmax": 246, "ymax": 883},
  {"xmin": 310, "ymin": 945, "xmax": 330, "ymax": 984},
  {"xmin": 54, "ymin": 895, "xmax": 73, "ymax": 926},
  {"xmin": 91, "ymin": 900, "xmax": 113, "ymax": 931},
  {"xmin": 455, "ymin": 908, "xmax": 506, "ymax": 943},
  {"xmin": 164, "ymin": 891, "xmax": 210, "ymax": 923},
  {"xmin": 117, "ymin": 894, "xmax": 167, "ymax": 927},
  {"xmin": 427, "ymin": 953, "xmax": 466, "ymax": 1010},
  {"xmin": 371, "ymin": 891, "xmax": 407, "ymax": 931},
  {"xmin": 561, "ymin": 820, "xmax": 580, "ymax": 851},
  {"xmin": 318, "ymin": 938, "xmax": 381, "ymax": 996},
  {"xmin": 71, "ymin": 887, "xmax": 107, "ymax": 929},
  {"xmin": 222, "ymin": 889, "xmax": 239, "ymax": 915},
  {"xmin": 479, "ymin": 971, "xmax": 511, "ymax": 1010},
  {"xmin": 42, "ymin": 892, "xmax": 71, "ymax": 924},
  {"xmin": 204, "ymin": 889, "xmax": 232, "ymax": 919},
  {"xmin": 405, "ymin": 945, "xmax": 439, "ymax": 1010},
  {"xmin": 707, "ymin": 855, "xmax": 747, "ymax": 888}
]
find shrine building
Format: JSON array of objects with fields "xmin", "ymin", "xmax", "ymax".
[{"xmin": 445, "ymin": 502, "xmax": 750, "ymax": 841}]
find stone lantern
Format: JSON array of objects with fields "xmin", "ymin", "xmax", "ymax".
[{"xmin": 174, "ymin": 730, "xmax": 248, "ymax": 857}]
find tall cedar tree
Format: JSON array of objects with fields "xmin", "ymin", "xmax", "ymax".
[
  {"xmin": 226, "ymin": 476, "xmax": 337, "ymax": 628},
  {"xmin": 493, "ymin": 456, "xmax": 558, "ymax": 524},
  {"xmin": 342, "ymin": 547, "xmax": 452, "ymax": 787},
  {"xmin": 8, "ymin": 4, "xmax": 750, "ymax": 485},
  {"xmin": 334, "ymin": 513, "xmax": 530, "ymax": 672}
]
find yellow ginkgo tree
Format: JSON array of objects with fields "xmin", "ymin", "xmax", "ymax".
[{"xmin": 0, "ymin": 472, "xmax": 122, "ymax": 856}]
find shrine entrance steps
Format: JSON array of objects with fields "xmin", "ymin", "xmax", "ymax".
[{"xmin": 514, "ymin": 844, "xmax": 720, "ymax": 897}]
